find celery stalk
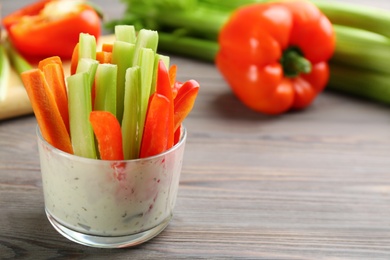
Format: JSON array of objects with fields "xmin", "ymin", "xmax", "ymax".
[
  {"xmin": 0, "ymin": 45, "xmax": 10, "ymax": 101},
  {"xmin": 67, "ymin": 72, "xmax": 97, "ymax": 159},
  {"xmin": 111, "ymin": 41, "xmax": 135, "ymax": 123},
  {"xmin": 312, "ymin": 0, "xmax": 390, "ymax": 38},
  {"xmin": 115, "ymin": 25, "xmax": 136, "ymax": 44},
  {"xmin": 76, "ymin": 58, "xmax": 99, "ymax": 88},
  {"xmin": 94, "ymin": 64, "xmax": 118, "ymax": 115},
  {"xmin": 158, "ymin": 32, "xmax": 218, "ymax": 62},
  {"xmin": 5, "ymin": 42, "xmax": 32, "ymax": 75},
  {"xmin": 121, "ymin": 66, "xmax": 140, "ymax": 159},
  {"xmin": 79, "ymin": 33, "xmax": 97, "ymax": 60},
  {"xmin": 134, "ymin": 47, "xmax": 156, "ymax": 151},
  {"xmin": 132, "ymin": 29, "xmax": 159, "ymax": 67},
  {"xmin": 331, "ymin": 25, "xmax": 390, "ymax": 74},
  {"xmin": 327, "ymin": 63, "xmax": 390, "ymax": 104}
]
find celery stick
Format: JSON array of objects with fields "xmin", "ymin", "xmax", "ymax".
[
  {"xmin": 94, "ymin": 64, "xmax": 118, "ymax": 115},
  {"xmin": 312, "ymin": 0, "xmax": 390, "ymax": 38},
  {"xmin": 76, "ymin": 58, "xmax": 99, "ymax": 90},
  {"xmin": 132, "ymin": 29, "xmax": 159, "ymax": 67},
  {"xmin": 0, "ymin": 45, "xmax": 10, "ymax": 101},
  {"xmin": 111, "ymin": 41, "xmax": 135, "ymax": 123},
  {"xmin": 331, "ymin": 25, "xmax": 390, "ymax": 74},
  {"xmin": 121, "ymin": 66, "xmax": 140, "ymax": 159},
  {"xmin": 79, "ymin": 33, "xmax": 97, "ymax": 60},
  {"xmin": 134, "ymin": 47, "xmax": 156, "ymax": 151},
  {"xmin": 67, "ymin": 72, "xmax": 97, "ymax": 159},
  {"xmin": 328, "ymin": 63, "xmax": 390, "ymax": 104},
  {"xmin": 115, "ymin": 25, "xmax": 136, "ymax": 44},
  {"xmin": 158, "ymin": 32, "xmax": 218, "ymax": 62},
  {"xmin": 5, "ymin": 42, "xmax": 32, "ymax": 75}
]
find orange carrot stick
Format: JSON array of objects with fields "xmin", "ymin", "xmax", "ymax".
[
  {"xmin": 102, "ymin": 43, "xmax": 113, "ymax": 52},
  {"xmin": 70, "ymin": 42, "xmax": 79, "ymax": 75},
  {"xmin": 169, "ymin": 65, "xmax": 179, "ymax": 99},
  {"xmin": 21, "ymin": 69, "xmax": 73, "ymax": 154},
  {"xmin": 38, "ymin": 57, "xmax": 70, "ymax": 134},
  {"xmin": 96, "ymin": 51, "xmax": 112, "ymax": 64}
]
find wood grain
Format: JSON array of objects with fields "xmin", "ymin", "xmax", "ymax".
[{"xmin": 1, "ymin": 0, "xmax": 390, "ymax": 259}]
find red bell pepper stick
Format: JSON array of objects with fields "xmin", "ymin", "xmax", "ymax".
[
  {"xmin": 21, "ymin": 69, "xmax": 73, "ymax": 154},
  {"xmin": 156, "ymin": 60, "xmax": 174, "ymax": 149},
  {"xmin": 3, "ymin": 0, "xmax": 101, "ymax": 59},
  {"xmin": 89, "ymin": 111, "xmax": 124, "ymax": 160},
  {"xmin": 173, "ymin": 79, "xmax": 199, "ymax": 131},
  {"xmin": 140, "ymin": 93, "xmax": 171, "ymax": 158},
  {"xmin": 140, "ymin": 60, "xmax": 176, "ymax": 158}
]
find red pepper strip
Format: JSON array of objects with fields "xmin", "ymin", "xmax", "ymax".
[
  {"xmin": 3, "ymin": 0, "xmax": 101, "ymax": 59},
  {"xmin": 38, "ymin": 57, "xmax": 70, "ymax": 134},
  {"xmin": 216, "ymin": 1, "xmax": 335, "ymax": 115},
  {"xmin": 156, "ymin": 60, "xmax": 175, "ymax": 150},
  {"xmin": 89, "ymin": 111, "xmax": 124, "ymax": 160},
  {"xmin": 21, "ymin": 69, "xmax": 73, "ymax": 154},
  {"xmin": 174, "ymin": 124, "xmax": 182, "ymax": 145},
  {"xmin": 140, "ymin": 93, "xmax": 171, "ymax": 158},
  {"xmin": 173, "ymin": 80, "xmax": 199, "ymax": 131}
]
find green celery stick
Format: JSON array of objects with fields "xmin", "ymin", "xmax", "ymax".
[
  {"xmin": 115, "ymin": 25, "xmax": 136, "ymax": 44},
  {"xmin": 76, "ymin": 58, "xmax": 99, "ymax": 90},
  {"xmin": 94, "ymin": 64, "xmax": 118, "ymax": 115},
  {"xmin": 121, "ymin": 66, "xmax": 140, "ymax": 159},
  {"xmin": 132, "ymin": 29, "xmax": 159, "ymax": 67},
  {"xmin": 5, "ymin": 41, "xmax": 32, "ymax": 75},
  {"xmin": 134, "ymin": 47, "xmax": 156, "ymax": 151},
  {"xmin": 79, "ymin": 33, "xmax": 97, "ymax": 60},
  {"xmin": 151, "ymin": 53, "xmax": 170, "ymax": 95},
  {"xmin": 111, "ymin": 41, "xmax": 135, "ymax": 123},
  {"xmin": 67, "ymin": 72, "xmax": 97, "ymax": 159},
  {"xmin": 0, "ymin": 45, "xmax": 11, "ymax": 101}
]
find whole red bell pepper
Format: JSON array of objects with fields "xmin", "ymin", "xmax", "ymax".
[
  {"xmin": 216, "ymin": 0, "xmax": 335, "ymax": 115},
  {"xmin": 3, "ymin": 0, "xmax": 101, "ymax": 59}
]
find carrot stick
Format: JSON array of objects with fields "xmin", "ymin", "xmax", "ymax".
[
  {"xmin": 38, "ymin": 57, "xmax": 70, "ymax": 134},
  {"xmin": 102, "ymin": 43, "xmax": 113, "ymax": 52},
  {"xmin": 70, "ymin": 42, "xmax": 79, "ymax": 75},
  {"xmin": 21, "ymin": 69, "xmax": 73, "ymax": 154},
  {"xmin": 96, "ymin": 51, "xmax": 112, "ymax": 64},
  {"xmin": 90, "ymin": 111, "xmax": 124, "ymax": 160}
]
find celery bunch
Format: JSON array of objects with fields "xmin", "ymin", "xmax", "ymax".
[{"xmin": 110, "ymin": 0, "xmax": 390, "ymax": 104}]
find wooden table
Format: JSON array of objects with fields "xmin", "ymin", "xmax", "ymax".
[{"xmin": 1, "ymin": 0, "xmax": 390, "ymax": 259}]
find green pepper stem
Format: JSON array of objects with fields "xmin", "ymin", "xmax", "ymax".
[{"xmin": 280, "ymin": 47, "xmax": 312, "ymax": 78}]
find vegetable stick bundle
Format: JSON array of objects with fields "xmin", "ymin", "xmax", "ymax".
[{"xmin": 21, "ymin": 25, "xmax": 199, "ymax": 160}]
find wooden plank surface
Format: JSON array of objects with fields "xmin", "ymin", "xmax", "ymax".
[{"xmin": 1, "ymin": 0, "xmax": 390, "ymax": 259}]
